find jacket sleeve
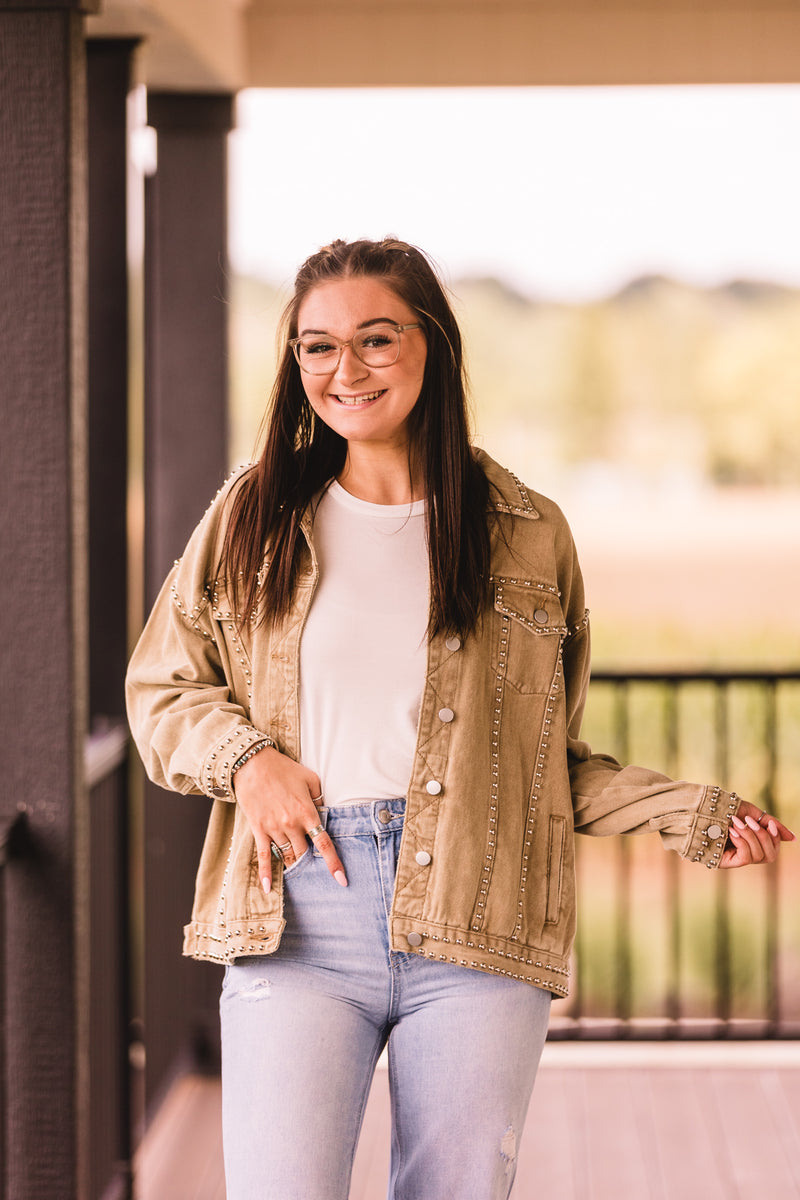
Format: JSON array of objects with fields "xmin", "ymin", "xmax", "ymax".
[
  {"xmin": 125, "ymin": 470, "xmax": 269, "ymax": 801},
  {"xmin": 558, "ymin": 529, "xmax": 738, "ymax": 870}
]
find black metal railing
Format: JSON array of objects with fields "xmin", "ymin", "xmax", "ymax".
[{"xmin": 552, "ymin": 669, "xmax": 800, "ymax": 1039}]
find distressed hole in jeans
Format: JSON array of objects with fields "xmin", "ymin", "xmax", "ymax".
[
  {"xmin": 500, "ymin": 1126, "xmax": 516, "ymax": 1174},
  {"xmin": 239, "ymin": 977, "xmax": 272, "ymax": 1002}
]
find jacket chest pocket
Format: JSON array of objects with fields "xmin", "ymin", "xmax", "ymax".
[{"xmin": 490, "ymin": 579, "xmax": 567, "ymax": 695}]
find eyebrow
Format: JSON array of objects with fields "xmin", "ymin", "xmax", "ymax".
[{"xmin": 298, "ymin": 317, "xmax": 401, "ymax": 336}]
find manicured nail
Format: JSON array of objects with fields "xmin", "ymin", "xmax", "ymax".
[
  {"xmin": 731, "ymin": 815, "xmax": 746, "ymax": 830},
  {"xmin": 768, "ymin": 820, "xmax": 778, "ymax": 837},
  {"xmin": 730, "ymin": 827, "xmax": 741, "ymax": 839},
  {"xmin": 744, "ymin": 815, "xmax": 761, "ymax": 832},
  {"xmin": 261, "ymin": 876, "xmax": 271, "ymax": 894},
  {"xmin": 334, "ymin": 870, "xmax": 348, "ymax": 887}
]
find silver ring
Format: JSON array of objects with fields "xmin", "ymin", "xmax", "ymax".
[
  {"xmin": 757, "ymin": 809, "xmax": 767, "ymax": 824},
  {"xmin": 311, "ymin": 794, "xmax": 324, "ymax": 804},
  {"xmin": 307, "ymin": 823, "xmax": 325, "ymax": 839}
]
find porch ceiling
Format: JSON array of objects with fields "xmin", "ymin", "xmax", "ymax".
[{"xmin": 87, "ymin": 0, "xmax": 800, "ymax": 90}]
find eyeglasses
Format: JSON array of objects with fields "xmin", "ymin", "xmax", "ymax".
[{"xmin": 289, "ymin": 322, "xmax": 420, "ymax": 375}]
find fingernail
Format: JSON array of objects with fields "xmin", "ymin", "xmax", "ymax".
[
  {"xmin": 730, "ymin": 827, "xmax": 741, "ymax": 839},
  {"xmin": 732, "ymin": 815, "xmax": 746, "ymax": 830},
  {"xmin": 261, "ymin": 876, "xmax": 271, "ymax": 894},
  {"xmin": 768, "ymin": 820, "xmax": 778, "ymax": 837},
  {"xmin": 334, "ymin": 870, "xmax": 348, "ymax": 888},
  {"xmin": 745, "ymin": 815, "xmax": 761, "ymax": 832}
]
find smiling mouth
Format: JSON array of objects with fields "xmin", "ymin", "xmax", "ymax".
[{"xmin": 331, "ymin": 389, "xmax": 386, "ymax": 407}]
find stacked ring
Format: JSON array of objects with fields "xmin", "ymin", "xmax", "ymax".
[{"xmin": 307, "ymin": 824, "xmax": 325, "ymax": 839}]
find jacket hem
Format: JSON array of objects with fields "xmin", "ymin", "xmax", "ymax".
[
  {"xmin": 183, "ymin": 919, "xmax": 285, "ymax": 963},
  {"xmin": 390, "ymin": 916, "xmax": 572, "ymax": 997}
]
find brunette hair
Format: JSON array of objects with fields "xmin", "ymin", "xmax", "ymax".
[{"xmin": 219, "ymin": 237, "xmax": 492, "ymax": 638}]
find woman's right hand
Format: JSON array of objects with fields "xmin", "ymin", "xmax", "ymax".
[{"xmin": 232, "ymin": 747, "xmax": 347, "ymax": 893}]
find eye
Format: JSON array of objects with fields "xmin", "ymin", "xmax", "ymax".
[
  {"xmin": 358, "ymin": 330, "xmax": 394, "ymax": 350},
  {"xmin": 302, "ymin": 338, "xmax": 337, "ymax": 357}
]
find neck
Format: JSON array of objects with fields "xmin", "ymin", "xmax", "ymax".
[{"xmin": 338, "ymin": 445, "xmax": 424, "ymax": 505}]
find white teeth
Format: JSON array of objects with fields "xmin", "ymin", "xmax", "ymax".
[{"xmin": 334, "ymin": 390, "xmax": 383, "ymax": 406}]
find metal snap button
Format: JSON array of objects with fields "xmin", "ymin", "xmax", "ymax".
[
  {"xmin": 425, "ymin": 780, "xmax": 442, "ymax": 795},
  {"xmin": 210, "ymin": 786, "xmax": 228, "ymax": 799},
  {"xmin": 406, "ymin": 932, "xmax": 423, "ymax": 947},
  {"xmin": 438, "ymin": 707, "xmax": 455, "ymax": 723},
  {"xmin": 378, "ymin": 808, "xmax": 393, "ymax": 824},
  {"xmin": 706, "ymin": 824, "xmax": 723, "ymax": 840},
  {"xmin": 534, "ymin": 609, "xmax": 549, "ymax": 625},
  {"xmin": 445, "ymin": 636, "xmax": 461, "ymax": 651},
  {"xmin": 415, "ymin": 850, "xmax": 432, "ymax": 866}
]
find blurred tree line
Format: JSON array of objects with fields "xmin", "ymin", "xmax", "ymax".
[{"xmin": 230, "ymin": 272, "xmax": 800, "ymax": 488}]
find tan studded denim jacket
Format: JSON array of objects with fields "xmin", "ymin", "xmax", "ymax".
[{"xmin": 125, "ymin": 450, "xmax": 739, "ymax": 998}]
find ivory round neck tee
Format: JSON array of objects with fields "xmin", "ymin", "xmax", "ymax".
[{"xmin": 299, "ymin": 480, "xmax": 429, "ymax": 808}]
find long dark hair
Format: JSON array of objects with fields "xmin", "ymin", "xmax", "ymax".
[{"xmin": 219, "ymin": 237, "xmax": 492, "ymax": 639}]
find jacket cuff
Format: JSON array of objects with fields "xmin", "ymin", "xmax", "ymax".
[
  {"xmin": 202, "ymin": 725, "xmax": 275, "ymax": 801},
  {"xmin": 686, "ymin": 786, "xmax": 740, "ymax": 868}
]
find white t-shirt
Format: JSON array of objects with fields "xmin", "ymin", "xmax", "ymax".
[{"xmin": 299, "ymin": 480, "xmax": 429, "ymax": 807}]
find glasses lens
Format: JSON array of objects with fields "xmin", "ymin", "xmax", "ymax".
[
  {"xmin": 353, "ymin": 326, "xmax": 401, "ymax": 367},
  {"xmin": 295, "ymin": 336, "xmax": 340, "ymax": 374}
]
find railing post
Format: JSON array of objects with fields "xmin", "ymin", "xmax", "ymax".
[
  {"xmin": 764, "ymin": 680, "xmax": 780, "ymax": 1034},
  {"xmin": 664, "ymin": 683, "xmax": 681, "ymax": 1033},
  {"xmin": 713, "ymin": 680, "xmax": 732, "ymax": 1033},
  {"xmin": 613, "ymin": 681, "xmax": 632, "ymax": 1032}
]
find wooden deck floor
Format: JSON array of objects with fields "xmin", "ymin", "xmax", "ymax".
[{"xmin": 136, "ymin": 1043, "xmax": 800, "ymax": 1199}]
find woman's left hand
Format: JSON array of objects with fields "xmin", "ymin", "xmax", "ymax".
[{"xmin": 720, "ymin": 798, "xmax": 796, "ymax": 869}]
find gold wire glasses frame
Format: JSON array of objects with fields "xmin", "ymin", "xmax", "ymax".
[{"xmin": 289, "ymin": 323, "xmax": 421, "ymax": 375}]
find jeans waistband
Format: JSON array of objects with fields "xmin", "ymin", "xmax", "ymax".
[{"xmin": 317, "ymin": 798, "xmax": 406, "ymax": 837}]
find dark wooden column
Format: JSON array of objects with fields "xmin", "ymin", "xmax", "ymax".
[
  {"xmin": 0, "ymin": 4, "xmax": 97, "ymax": 1198},
  {"xmin": 86, "ymin": 38, "xmax": 140, "ymax": 1200},
  {"xmin": 144, "ymin": 92, "xmax": 233, "ymax": 596},
  {"xmin": 88, "ymin": 39, "xmax": 138, "ymax": 723},
  {"xmin": 142, "ymin": 92, "xmax": 234, "ymax": 1108}
]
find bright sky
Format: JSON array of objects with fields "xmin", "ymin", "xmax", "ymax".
[{"xmin": 229, "ymin": 85, "xmax": 800, "ymax": 302}]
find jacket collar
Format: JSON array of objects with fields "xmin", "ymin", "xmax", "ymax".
[
  {"xmin": 473, "ymin": 448, "xmax": 540, "ymax": 520},
  {"xmin": 294, "ymin": 449, "xmax": 540, "ymax": 533}
]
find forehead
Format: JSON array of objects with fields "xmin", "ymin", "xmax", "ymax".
[{"xmin": 297, "ymin": 276, "xmax": 413, "ymax": 333}]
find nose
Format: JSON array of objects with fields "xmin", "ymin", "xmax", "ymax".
[{"xmin": 335, "ymin": 343, "xmax": 368, "ymax": 385}]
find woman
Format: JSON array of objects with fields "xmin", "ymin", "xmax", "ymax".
[{"xmin": 126, "ymin": 237, "xmax": 793, "ymax": 1200}]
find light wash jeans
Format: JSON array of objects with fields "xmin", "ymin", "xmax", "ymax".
[{"xmin": 220, "ymin": 799, "xmax": 551, "ymax": 1200}]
